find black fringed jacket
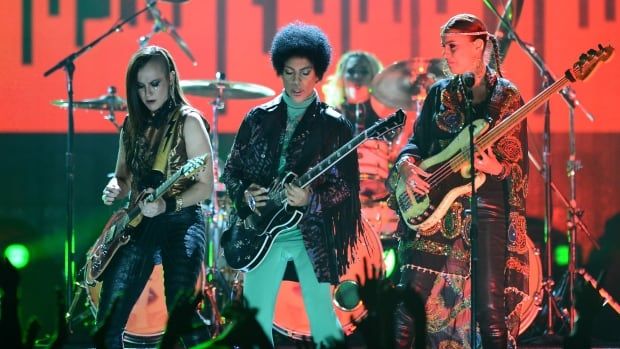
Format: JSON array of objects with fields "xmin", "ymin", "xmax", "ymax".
[{"xmin": 220, "ymin": 94, "xmax": 362, "ymax": 284}]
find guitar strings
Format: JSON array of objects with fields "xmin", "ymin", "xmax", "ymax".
[{"xmin": 406, "ymin": 76, "xmax": 566, "ymax": 202}]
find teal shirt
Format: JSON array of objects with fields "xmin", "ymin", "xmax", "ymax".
[{"xmin": 276, "ymin": 90, "xmax": 317, "ymax": 242}]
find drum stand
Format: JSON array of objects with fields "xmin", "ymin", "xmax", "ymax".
[{"xmin": 200, "ymin": 72, "xmax": 241, "ymax": 333}]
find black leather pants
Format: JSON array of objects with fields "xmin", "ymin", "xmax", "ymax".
[
  {"xmin": 96, "ymin": 206, "xmax": 208, "ymax": 349},
  {"xmin": 475, "ymin": 210, "xmax": 508, "ymax": 349},
  {"xmin": 395, "ymin": 206, "xmax": 508, "ymax": 349}
]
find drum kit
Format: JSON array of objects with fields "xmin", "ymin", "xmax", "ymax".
[{"xmin": 53, "ymin": 54, "xmax": 545, "ymax": 343}]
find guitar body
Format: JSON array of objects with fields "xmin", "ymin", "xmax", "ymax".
[
  {"xmin": 221, "ymin": 173, "xmax": 303, "ymax": 271},
  {"xmin": 83, "ymin": 153, "xmax": 210, "ymax": 286},
  {"xmin": 220, "ymin": 110, "xmax": 408, "ymax": 272},
  {"xmin": 85, "ymin": 209, "xmax": 134, "ymax": 285},
  {"xmin": 396, "ymin": 119, "xmax": 488, "ymax": 231}
]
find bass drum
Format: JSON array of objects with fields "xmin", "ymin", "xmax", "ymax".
[
  {"xmin": 519, "ymin": 236, "xmax": 543, "ymax": 334},
  {"xmin": 273, "ymin": 222, "xmax": 385, "ymax": 339},
  {"xmin": 358, "ymin": 139, "xmax": 391, "ymax": 203},
  {"xmin": 361, "ymin": 200, "xmax": 399, "ymax": 237},
  {"xmin": 87, "ymin": 264, "xmax": 204, "ymax": 344}
]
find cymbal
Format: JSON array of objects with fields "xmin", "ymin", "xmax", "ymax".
[
  {"xmin": 52, "ymin": 94, "xmax": 127, "ymax": 112},
  {"xmin": 180, "ymin": 79, "xmax": 276, "ymax": 99},
  {"xmin": 371, "ymin": 58, "xmax": 447, "ymax": 110}
]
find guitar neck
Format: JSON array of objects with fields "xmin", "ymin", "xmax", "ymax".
[
  {"xmin": 125, "ymin": 168, "xmax": 185, "ymax": 221},
  {"xmin": 295, "ymin": 126, "xmax": 373, "ymax": 188},
  {"xmin": 476, "ymin": 76, "xmax": 570, "ymax": 150},
  {"xmin": 149, "ymin": 170, "xmax": 183, "ymax": 202}
]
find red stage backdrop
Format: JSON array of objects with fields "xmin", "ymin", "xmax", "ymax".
[{"xmin": 1, "ymin": 0, "xmax": 619, "ymax": 133}]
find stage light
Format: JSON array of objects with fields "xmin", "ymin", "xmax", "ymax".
[
  {"xmin": 4, "ymin": 243, "xmax": 30, "ymax": 269},
  {"xmin": 383, "ymin": 248, "xmax": 396, "ymax": 278},
  {"xmin": 554, "ymin": 244, "xmax": 569, "ymax": 266}
]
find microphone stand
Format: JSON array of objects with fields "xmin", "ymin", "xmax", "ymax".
[
  {"xmin": 43, "ymin": 0, "xmax": 159, "ymax": 321},
  {"xmin": 139, "ymin": 0, "xmax": 197, "ymax": 65},
  {"xmin": 484, "ymin": 1, "xmax": 599, "ymax": 336},
  {"xmin": 461, "ymin": 76, "xmax": 478, "ymax": 348}
]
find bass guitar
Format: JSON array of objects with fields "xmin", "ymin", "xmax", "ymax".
[
  {"xmin": 395, "ymin": 44, "xmax": 614, "ymax": 231},
  {"xmin": 221, "ymin": 109, "xmax": 406, "ymax": 271},
  {"xmin": 84, "ymin": 154, "xmax": 209, "ymax": 286}
]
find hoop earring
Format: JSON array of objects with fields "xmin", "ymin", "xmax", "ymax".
[{"xmin": 475, "ymin": 59, "xmax": 485, "ymax": 76}]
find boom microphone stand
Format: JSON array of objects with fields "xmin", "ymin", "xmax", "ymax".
[
  {"xmin": 460, "ymin": 73, "xmax": 478, "ymax": 348},
  {"xmin": 484, "ymin": 0, "xmax": 600, "ymax": 335}
]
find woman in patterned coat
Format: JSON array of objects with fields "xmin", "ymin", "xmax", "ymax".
[{"xmin": 389, "ymin": 13, "xmax": 529, "ymax": 348}]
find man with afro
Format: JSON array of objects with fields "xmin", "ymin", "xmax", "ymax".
[{"xmin": 221, "ymin": 21, "xmax": 363, "ymax": 348}]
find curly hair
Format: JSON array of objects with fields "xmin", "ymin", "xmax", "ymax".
[{"xmin": 270, "ymin": 21, "xmax": 332, "ymax": 79}]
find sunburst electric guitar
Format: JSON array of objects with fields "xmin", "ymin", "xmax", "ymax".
[
  {"xmin": 221, "ymin": 109, "xmax": 406, "ymax": 272},
  {"xmin": 395, "ymin": 44, "xmax": 614, "ymax": 231},
  {"xmin": 84, "ymin": 154, "xmax": 209, "ymax": 286}
]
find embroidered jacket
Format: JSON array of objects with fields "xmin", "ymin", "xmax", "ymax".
[{"xmin": 388, "ymin": 68, "xmax": 529, "ymax": 339}]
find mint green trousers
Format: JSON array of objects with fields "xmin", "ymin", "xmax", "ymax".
[{"xmin": 243, "ymin": 230, "xmax": 344, "ymax": 348}]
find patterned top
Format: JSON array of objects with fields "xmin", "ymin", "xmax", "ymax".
[
  {"xmin": 122, "ymin": 104, "xmax": 209, "ymax": 203},
  {"xmin": 388, "ymin": 68, "xmax": 529, "ymax": 342}
]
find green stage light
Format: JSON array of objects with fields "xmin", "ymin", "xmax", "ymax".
[
  {"xmin": 554, "ymin": 244, "xmax": 569, "ymax": 266},
  {"xmin": 4, "ymin": 244, "xmax": 30, "ymax": 269},
  {"xmin": 383, "ymin": 248, "xmax": 396, "ymax": 278}
]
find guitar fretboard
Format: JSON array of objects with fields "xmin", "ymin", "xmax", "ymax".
[{"xmin": 272, "ymin": 110, "xmax": 404, "ymax": 204}]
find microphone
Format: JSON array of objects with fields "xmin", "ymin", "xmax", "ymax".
[
  {"xmin": 460, "ymin": 72, "xmax": 475, "ymax": 101},
  {"xmin": 142, "ymin": 2, "xmax": 198, "ymax": 65},
  {"xmin": 460, "ymin": 72, "xmax": 475, "ymax": 89}
]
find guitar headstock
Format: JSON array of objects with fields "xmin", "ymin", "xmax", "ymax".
[
  {"xmin": 182, "ymin": 153, "xmax": 210, "ymax": 177},
  {"xmin": 367, "ymin": 109, "xmax": 407, "ymax": 139},
  {"xmin": 566, "ymin": 44, "xmax": 614, "ymax": 82}
]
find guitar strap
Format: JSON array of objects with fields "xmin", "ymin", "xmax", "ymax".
[{"xmin": 152, "ymin": 107, "xmax": 183, "ymax": 176}]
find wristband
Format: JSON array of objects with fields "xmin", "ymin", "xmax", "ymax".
[
  {"xmin": 164, "ymin": 197, "xmax": 176, "ymax": 213},
  {"xmin": 175, "ymin": 196, "xmax": 184, "ymax": 212}
]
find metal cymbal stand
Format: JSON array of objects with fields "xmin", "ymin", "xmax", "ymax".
[
  {"xmin": 103, "ymin": 86, "xmax": 122, "ymax": 131},
  {"xmin": 208, "ymin": 72, "xmax": 226, "ymax": 271},
  {"xmin": 200, "ymin": 72, "xmax": 232, "ymax": 331}
]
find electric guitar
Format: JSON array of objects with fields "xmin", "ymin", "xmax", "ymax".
[
  {"xmin": 84, "ymin": 154, "xmax": 209, "ymax": 286},
  {"xmin": 221, "ymin": 109, "xmax": 406, "ymax": 271},
  {"xmin": 395, "ymin": 44, "xmax": 614, "ymax": 232}
]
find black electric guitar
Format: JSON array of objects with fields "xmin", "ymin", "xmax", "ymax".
[
  {"xmin": 84, "ymin": 154, "xmax": 209, "ymax": 286},
  {"xmin": 221, "ymin": 109, "xmax": 406, "ymax": 271},
  {"xmin": 395, "ymin": 44, "xmax": 614, "ymax": 232}
]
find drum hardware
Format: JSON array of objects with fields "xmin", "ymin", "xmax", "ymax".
[
  {"xmin": 202, "ymin": 279, "xmax": 223, "ymax": 337},
  {"xmin": 333, "ymin": 280, "xmax": 363, "ymax": 312},
  {"xmin": 51, "ymin": 86, "xmax": 126, "ymax": 131},
  {"xmin": 370, "ymin": 58, "xmax": 447, "ymax": 111}
]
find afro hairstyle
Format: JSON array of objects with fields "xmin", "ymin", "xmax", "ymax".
[{"xmin": 270, "ymin": 21, "xmax": 332, "ymax": 80}]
